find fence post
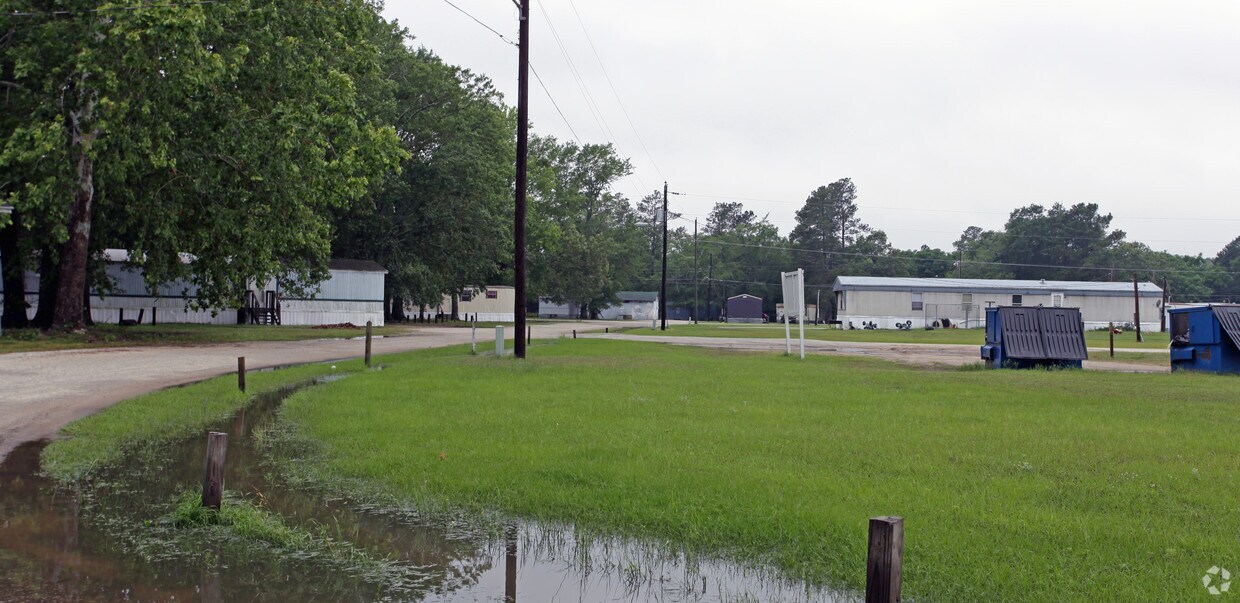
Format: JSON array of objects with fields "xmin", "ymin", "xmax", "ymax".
[
  {"xmin": 201, "ymin": 432, "xmax": 228, "ymax": 510},
  {"xmin": 237, "ymin": 357, "xmax": 246, "ymax": 392},
  {"xmin": 365, "ymin": 320, "xmax": 373, "ymax": 367},
  {"xmin": 151, "ymin": 306, "xmax": 157, "ymax": 325},
  {"xmin": 472, "ymin": 318, "xmax": 477, "ymax": 353},
  {"xmin": 866, "ymin": 516, "xmax": 904, "ymax": 603},
  {"xmin": 1109, "ymin": 322, "xmax": 1114, "ymax": 358},
  {"xmin": 527, "ymin": 325, "xmax": 531, "ymax": 345},
  {"xmin": 573, "ymin": 329, "xmax": 576, "ymax": 339}
]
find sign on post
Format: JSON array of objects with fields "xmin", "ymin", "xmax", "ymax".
[{"xmin": 781, "ymin": 268, "xmax": 806, "ymax": 359}]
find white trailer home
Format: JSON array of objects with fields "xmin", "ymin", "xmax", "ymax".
[
  {"xmin": 598, "ymin": 291, "xmax": 658, "ymax": 321},
  {"xmin": 430, "ymin": 286, "xmax": 516, "ymax": 322},
  {"xmin": 832, "ymin": 276, "xmax": 1163, "ymax": 330}
]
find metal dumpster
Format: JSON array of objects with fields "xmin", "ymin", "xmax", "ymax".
[
  {"xmin": 980, "ymin": 306, "xmax": 1088, "ymax": 369},
  {"xmin": 1169, "ymin": 305, "xmax": 1240, "ymax": 373}
]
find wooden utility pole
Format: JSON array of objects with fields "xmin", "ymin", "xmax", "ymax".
[
  {"xmin": 705, "ymin": 253, "xmax": 714, "ymax": 322},
  {"xmin": 1133, "ymin": 274, "xmax": 1143, "ymax": 343},
  {"xmin": 693, "ymin": 218, "xmax": 699, "ymax": 324},
  {"xmin": 513, "ymin": 0, "xmax": 530, "ymax": 359},
  {"xmin": 1161, "ymin": 276, "xmax": 1169, "ymax": 333},
  {"xmin": 660, "ymin": 181, "xmax": 669, "ymax": 331}
]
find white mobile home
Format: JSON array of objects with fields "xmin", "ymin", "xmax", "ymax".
[
  {"xmin": 538, "ymin": 298, "xmax": 581, "ymax": 319},
  {"xmin": 598, "ymin": 291, "xmax": 658, "ymax": 321},
  {"xmin": 832, "ymin": 276, "xmax": 1162, "ymax": 330},
  {"xmin": 430, "ymin": 286, "xmax": 515, "ymax": 322}
]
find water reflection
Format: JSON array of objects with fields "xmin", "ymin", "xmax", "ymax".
[{"xmin": 0, "ymin": 382, "xmax": 848, "ymax": 602}]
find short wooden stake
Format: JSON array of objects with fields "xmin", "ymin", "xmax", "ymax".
[
  {"xmin": 151, "ymin": 306, "xmax": 157, "ymax": 325},
  {"xmin": 201, "ymin": 432, "xmax": 228, "ymax": 510},
  {"xmin": 1109, "ymin": 322, "xmax": 1114, "ymax": 358},
  {"xmin": 573, "ymin": 329, "xmax": 576, "ymax": 339},
  {"xmin": 866, "ymin": 516, "xmax": 904, "ymax": 603},
  {"xmin": 527, "ymin": 325, "xmax": 531, "ymax": 344},
  {"xmin": 365, "ymin": 320, "xmax": 373, "ymax": 367},
  {"xmin": 605, "ymin": 327, "xmax": 609, "ymax": 333},
  {"xmin": 237, "ymin": 357, "xmax": 246, "ymax": 392}
]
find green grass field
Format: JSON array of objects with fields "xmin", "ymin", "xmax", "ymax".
[
  {"xmin": 274, "ymin": 339, "xmax": 1232, "ymax": 601},
  {"xmin": 0, "ymin": 323, "xmax": 409, "ymax": 354},
  {"xmin": 623, "ymin": 322, "xmax": 1170, "ymax": 349}
]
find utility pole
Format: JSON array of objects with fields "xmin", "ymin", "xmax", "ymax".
[
  {"xmin": 660, "ymin": 181, "xmax": 669, "ymax": 331},
  {"xmin": 693, "ymin": 218, "xmax": 699, "ymax": 324},
  {"xmin": 1161, "ymin": 275, "xmax": 1169, "ymax": 333},
  {"xmin": 706, "ymin": 253, "xmax": 714, "ymax": 322},
  {"xmin": 513, "ymin": 0, "xmax": 530, "ymax": 359},
  {"xmin": 1133, "ymin": 274, "xmax": 1143, "ymax": 343}
]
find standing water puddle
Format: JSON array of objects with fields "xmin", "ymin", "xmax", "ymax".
[{"xmin": 0, "ymin": 380, "xmax": 849, "ymax": 602}]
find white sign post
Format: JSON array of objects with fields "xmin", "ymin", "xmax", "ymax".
[
  {"xmin": 781, "ymin": 269, "xmax": 806, "ymax": 359},
  {"xmin": 495, "ymin": 325, "xmax": 505, "ymax": 356}
]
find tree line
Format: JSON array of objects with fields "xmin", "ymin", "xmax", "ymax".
[{"xmin": 3, "ymin": 2, "xmax": 1236, "ymax": 329}]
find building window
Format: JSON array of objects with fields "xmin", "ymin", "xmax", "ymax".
[
  {"xmin": 1052, "ymin": 292, "xmax": 1064, "ymax": 307},
  {"xmin": 486, "ymin": 290, "xmax": 498, "ymax": 299},
  {"xmin": 836, "ymin": 291, "xmax": 846, "ymax": 311},
  {"xmin": 1012, "ymin": 294, "xmax": 1023, "ymax": 306},
  {"xmin": 460, "ymin": 289, "xmax": 473, "ymax": 302},
  {"xmin": 912, "ymin": 292, "xmax": 923, "ymax": 311},
  {"xmin": 962, "ymin": 293, "xmax": 973, "ymax": 304}
]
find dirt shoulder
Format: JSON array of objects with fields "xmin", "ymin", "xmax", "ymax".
[
  {"xmin": 588, "ymin": 333, "xmax": 1170, "ymax": 373},
  {"xmin": 0, "ymin": 321, "xmax": 618, "ymax": 462}
]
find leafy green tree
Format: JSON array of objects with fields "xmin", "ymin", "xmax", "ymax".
[
  {"xmin": 995, "ymin": 203, "xmax": 1125, "ymax": 280},
  {"xmin": 2, "ymin": 1, "xmax": 403, "ymax": 328},
  {"xmin": 332, "ymin": 40, "xmax": 514, "ymax": 319},
  {"xmin": 789, "ymin": 178, "xmax": 871, "ymax": 289}
]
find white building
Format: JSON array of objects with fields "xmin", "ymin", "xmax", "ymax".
[
  {"xmin": 598, "ymin": 291, "xmax": 658, "ymax": 321},
  {"xmin": 832, "ymin": 276, "xmax": 1163, "ymax": 330},
  {"xmin": 2, "ymin": 251, "xmax": 388, "ymax": 326},
  {"xmin": 429, "ymin": 285, "xmax": 516, "ymax": 322},
  {"xmin": 538, "ymin": 298, "xmax": 581, "ymax": 319}
]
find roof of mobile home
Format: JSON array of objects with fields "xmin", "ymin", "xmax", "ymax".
[{"xmin": 833, "ymin": 276, "xmax": 1162, "ymax": 297}]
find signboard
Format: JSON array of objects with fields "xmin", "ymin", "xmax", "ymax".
[{"xmin": 781, "ymin": 269, "xmax": 806, "ymax": 359}]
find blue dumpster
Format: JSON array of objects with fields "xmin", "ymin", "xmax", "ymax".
[
  {"xmin": 1169, "ymin": 305, "xmax": 1240, "ymax": 373},
  {"xmin": 981, "ymin": 306, "xmax": 1088, "ymax": 369}
]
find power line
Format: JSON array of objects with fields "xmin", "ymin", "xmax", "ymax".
[
  {"xmin": 530, "ymin": 64, "xmax": 581, "ymax": 144},
  {"xmin": 564, "ymin": 0, "xmax": 664, "ymax": 181},
  {"xmin": 677, "ymin": 192, "xmax": 1240, "ymax": 222},
  {"xmin": 440, "ymin": 0, "xmax": 517, "ymax": 46},
  {"xmin": 699, "ymin": 239, "xmax": 1239, "ymax": 276}
]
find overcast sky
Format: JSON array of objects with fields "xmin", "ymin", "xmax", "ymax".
[{"xmin": 384, "ymin": 1, "xmax": 1240, "ymax": 257}]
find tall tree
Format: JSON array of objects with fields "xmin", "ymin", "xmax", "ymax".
[
  {"xmin": 2, "ymin": 1, "xmax": 403, "ymax": 328},
  {"xmin": 995, "ymin": 203, "xmax": 1125, "ymax": 280},
  {"xmin": 789, "ymin": 178, "xmax": 872, "ymax": 293}
]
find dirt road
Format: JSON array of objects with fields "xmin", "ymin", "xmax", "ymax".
[
  {"xmin": 0, "ymin": 321, "xmax": 619, "ymax": 462},
  {"xmin": 586, "ymin": 333, "xmax": 1169, "ymax": 374}
]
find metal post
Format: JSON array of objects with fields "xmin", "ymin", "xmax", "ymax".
[
  {"xmin": 706, "ymin": 253, "xmax": 714, "ymax": 321},
  {"xmin": 496, "ymin": 325, "xmax": 505, "ymax": 356},
  {"xmin": 1161, "ymin": 276, "xmax": 1169, "ymax": 333},
  {"xmin": 865, "ymin": 516, "xmax": 904, "ymax": 603},
  {"xmin": 513, "ymin": 0, "xmax": 530, "ymax": 359},
  {"xmin": 797, "ymin": 269, "xmax": 805, "ymax": 359},
  {"xmin": 472, "ymin": 318, "xmax": 477, "ymax": 353},
  {"xmin": 1109, "ymin": 322, "xmax": 1114, "ymax": 358},
  {"xmin": 660, "ymin": 181, "xmax": 669, "ymax": 331},
  {"xmin": 1133, "ymin": 274, "xmax": 1143, "ymax": 343},
  {"xmin": 693, "ymin": 218, "xmax": 699, "ymax": 324}
]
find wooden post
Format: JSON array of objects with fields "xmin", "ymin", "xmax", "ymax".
[
  {"xmin": 201, "ymin": 432, "xmax": 228, "ymax": 510},
  {"xmin": 364, "ymin": 320, "xmax": 373, "ymax": 367},
  {"xmin": 504, "ymin": 524, "xmax": 518, "ymax": 603},
  {"xmin": 1161, "ymin": 276, "xmax": 1169, "ymax": 333},
  {"xmin": 151, "ymin": 306, "xmax": 157, "ymax": 325},
  {"xmin": 1109, "ymin": 322, "xmax": 1114, "ymax": 358},
  {"xmin": 1133, "ymin": 275, "xmax": 1143, "ymax": 343},
  {"xmin": 237, "ymin": 357, "xmax": 246, "ymax": 392},
  {"xmin": 472, "ymin": 319, "xmax": 477, "ymax": 354},
  {"xmin": 866, "ymin": 516, "xmax": 904, "ymax": 603},
  {"xmin": 605, "ymin": 327, "xmax": 609, "ymax": 334},
  {"xmin": 573, "ymin": 329, "xmax": 576, "ymax": 339},
  {"xmin": 527, "ymin": 325, "xmax": 531, "ymax": 345}
]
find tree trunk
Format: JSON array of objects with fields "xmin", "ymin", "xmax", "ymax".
[
  {"xmin": 52, "ymin": 146, "xmax": 95, "ymax": 329},
  {"xmin": 450, "ymin": 293, "xmax": 459, "ymax": 322},
  {"xmin": 33, "ymin": 247, "xmax": 58, "ymax": 328},
  {"xmin": 391, "ymin": 296, "xmax": 406, "ymax": 322},
  {"xmin": 0, "ymin": 213, "xmax": 30, "ymax": 329}
]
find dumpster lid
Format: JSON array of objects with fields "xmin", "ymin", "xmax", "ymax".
[
  {"xmin": 1214, "ymin": 306, "xmax": 1240, "ymax": 350},
  {"xmin": 997, "ymin": 306, "xmax": 1088, "ymax": 361}
]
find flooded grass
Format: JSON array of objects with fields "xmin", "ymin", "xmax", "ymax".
[
  {"xmin": 281, "ymin": 339, "xmax": 1240, "ymax": 601},
  {"xmin": 2, "ymin": 350, "xmax": 846, "ymax": 602}
]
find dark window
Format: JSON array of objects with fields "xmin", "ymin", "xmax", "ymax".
[
  {"xmin": 460, "ymin": 290, "xmax": 473, "ymax": 302},
  {"xmin": 486, "ymin": 290, "xmax": 498, "ymax": 299},
  {"xmin": 1012, "ymin": 294, "xmax": 1023, "ymax": 306},
  {"xmin": 911, "ymin": 292, "xmax": 923, "ymax": 311}
]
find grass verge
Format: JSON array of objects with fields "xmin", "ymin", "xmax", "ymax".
[
  {"xmin": 0, "ymin": 323, "xmax": 410, "ymax": 355},
  {"xmin": 41, "ymin": 359, "xmax": 364, "ymax": 481},
  {"xmin": 619, "ymin": 322, "xmax": 1170, "ymax": 349},
  {"xmin": 281, "ymin": 339, "xmax": 1236, "ymax": 601}
]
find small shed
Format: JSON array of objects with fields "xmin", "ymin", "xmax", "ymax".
[
  {"xmin": 599, "ymin": 291, "xmax": 658, "ymax": 321},
  {"xmin": 726, "ymin": 294, "xmax": 764, "ymax": 324}
]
